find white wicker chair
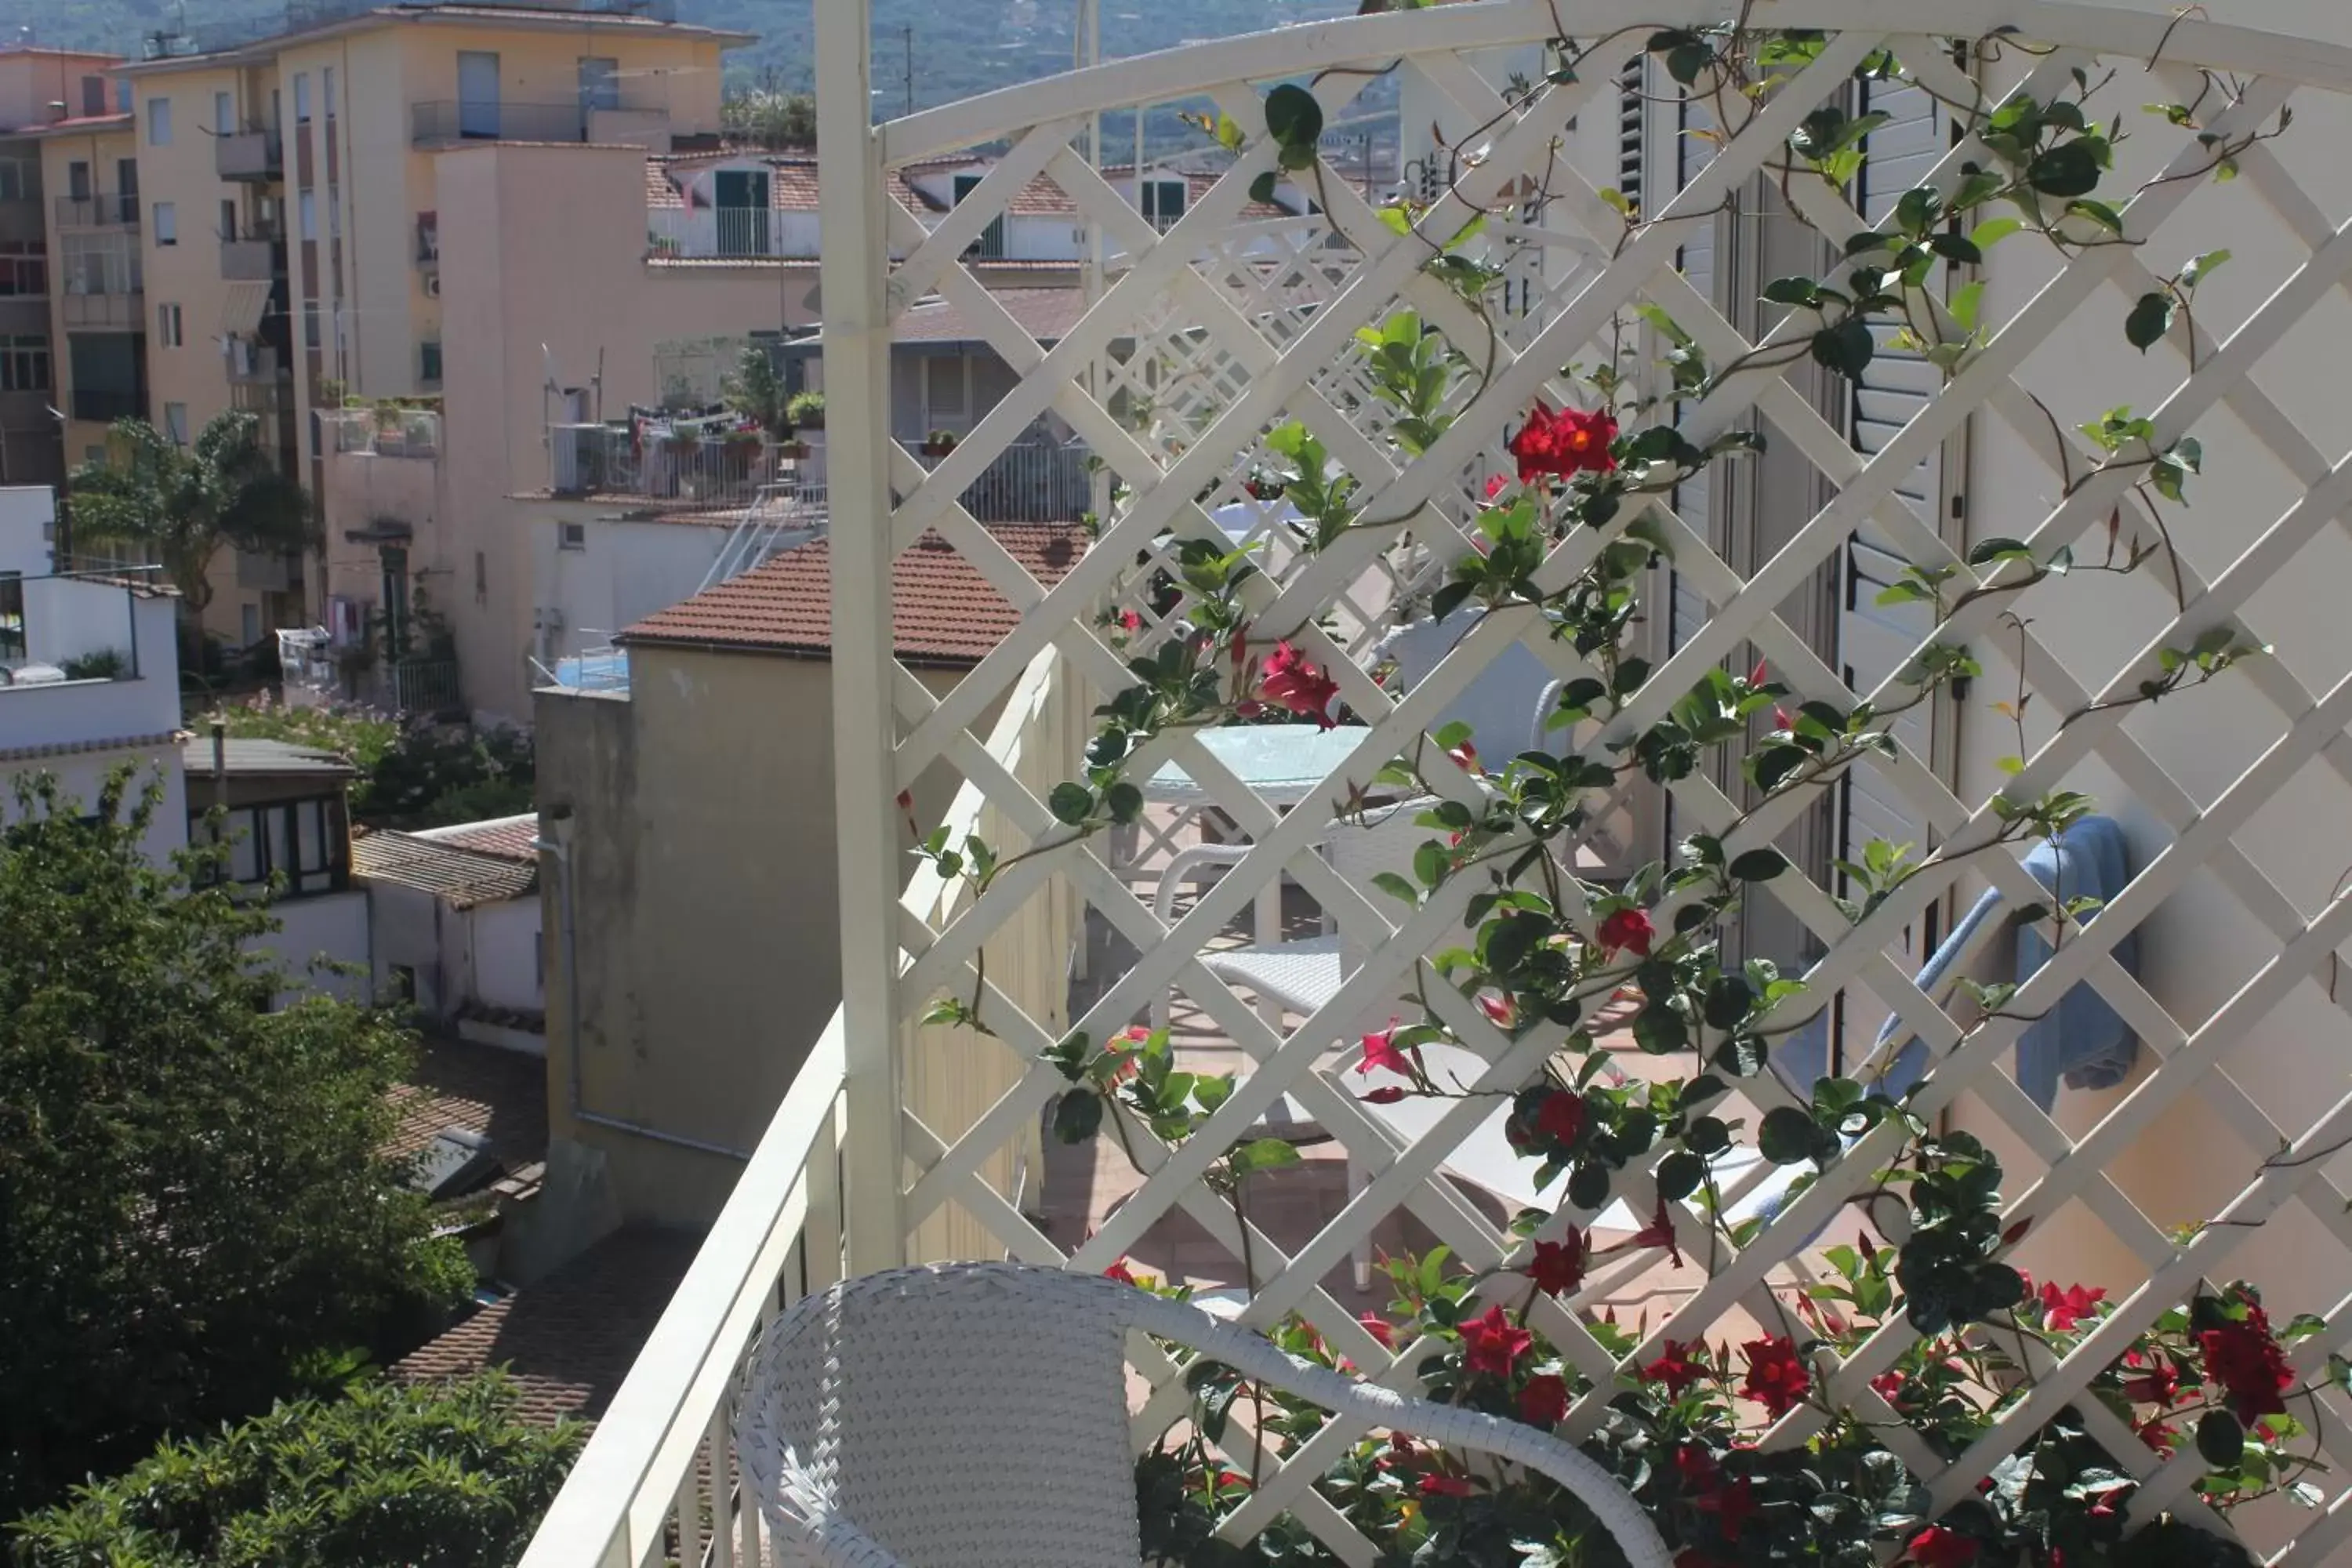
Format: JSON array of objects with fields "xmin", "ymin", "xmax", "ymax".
[{"xmin": 735, "ymin": 1261, "xmax": 1673, "ymax": 1568}]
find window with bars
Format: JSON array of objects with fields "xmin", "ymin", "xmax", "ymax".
[
  {"xmin": 0, "ymin": 335, "xmax": 49, "ymax": 392},
  {"xmin": 950, "ymin": 173, "xmax": 1007, "ymax": 260},
  {"xmin": 1140, "ymin": 178, "xmax": 1186, "ymax": 230}
]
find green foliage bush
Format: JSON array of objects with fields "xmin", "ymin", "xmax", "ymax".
[
  {"xmin": 214, "ymin": 698, "xmax": 533, "ymax": 830},
  {"xmin": 9, "ymin": 1373, "xmax": 583, "ymax": 1567},
  {"xmin": 0, "ymin": 775, "xmax": 474, "ymax": 1518}
]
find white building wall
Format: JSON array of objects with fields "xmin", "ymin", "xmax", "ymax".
[
  {"xmin": 468, "ymin": 895, "xmax": 543, "ymax": 1012},
  {"xmin": 530, "ymin": 512, "xmax": 779, "ymax": 667},
  {"xmin": 261, "ymin": 890, "xmax": 372, "ymax": 1004}
]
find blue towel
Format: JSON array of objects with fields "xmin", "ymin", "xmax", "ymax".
[{"xmin": 1875, "ymin": 815, "xmax": 2141, "ymax": 1110}]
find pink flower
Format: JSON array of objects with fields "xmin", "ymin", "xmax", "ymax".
[
  {"xmin": 1447, "ymin": 740, "xmax": 1480, "ymax": 773},
  {"xmin": 1119, "ymin": 608, "xmax": 1142, "ymax": 631},
  {"xmin": 1459, "ymin": 1304, "xmax": 1532, "ymax": 1376},
  {"xmin": 1477, "ymin": 992, "xmax": 1516, "ymax": 1029},
  {"xmin": 1355, "ymin": 1017, "xmax": 1410, "ymax": 1076},
  {"xmin": 1258, "ymin": 641, "xmax": 1340, "ymax": 728},
  {"xmin": 2037, "ymin": 1280, "xmax": 2106, "ymax": 1333},
  {"xmin": 1484, "ymin": 473, "xmax": 1510, "ymax": 502},
  {"xmin": 1359, "ymin": 1312, "xmax": 1397, "ymax": 1348}
]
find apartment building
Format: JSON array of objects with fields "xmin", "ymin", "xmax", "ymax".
[{"xmin": 44, "ymin": 0, "xmax": 747, "ymax": 655}]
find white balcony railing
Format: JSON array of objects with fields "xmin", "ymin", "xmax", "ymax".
[
  {"xmin": 645, "ymin": 205, "xmax": 801, "ymax": 261},
  {"xmin": 518, "ymin": 648, "xmax": 1078, "ymax": 1565}
]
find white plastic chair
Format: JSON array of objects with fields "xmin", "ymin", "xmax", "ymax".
[{"xmin": 735, "ymin": 1261, "xmax": 1674, "ymax": 1568}]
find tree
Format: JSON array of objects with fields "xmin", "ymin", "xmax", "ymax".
[
  {"xmin": 720, "ymin": 86, "xmax": 815, "ymax": 148},
  {"xmin": 721, "ymin": 340, "xmax": 793, "ymax": 434},
  {"xmin": 214, "ymin": 696, "xmax": 535, "ymax": 829},
  {"xmin": 0, "ymin": 774, "xmax": 474, "ymax": 1519},
  {"xmin": 9, "ymin": 1372, "xmax": 582, "ymax": 1566},
  {"xmin": 67, "ymin": 412, "xmax": 314, "ymax": 635}
]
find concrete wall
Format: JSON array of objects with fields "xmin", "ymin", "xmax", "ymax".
[
  {"xmin": 0, "ymin": 742, "xmax": 186, "ymax": 862},
  {"xmin": 529, "ymin": 509, "xmax": 776, "ymax": 667},
  {"xmin": 533, "ymin": 646, "xmax": 974, "ymax": 1229},
  {"xmin": 434, "ymin": 140, "xmax": 809, "ymax": 722},
  {"xmin": 470, "ymin": 895, "xmax": 543, "ymax": 1012},
  {"xmin": 263, "ymin": 887, "xmax": 371, "ymax": 1002}
]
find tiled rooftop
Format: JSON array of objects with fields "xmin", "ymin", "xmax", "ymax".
[
  {"xmin": 889, "ymin": 288, "xmax": 1090, "ymax": 344},
  {"xmin": 619, "ymin": 522, "xmax": 1088, "ymax": 666},
  {"xmin": 180, "ymin": 735, "xmax": 360, "ymax": 779},
  {"xmin": 390, "ymin": 1226, "xmax": 701, "ymax": 1426},
  {"xmin": 385, "ymin": 1034, "xmax": 549, "ymax": 1174},
  {"xmin": 415, "ymin": 812, "xmax": 541, "ymax": 863},
  {"xmin": 353, "ymin": 828, "xmax": 540, "ymax": 909}
]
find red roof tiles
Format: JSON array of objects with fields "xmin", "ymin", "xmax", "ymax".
[
  {"xmin": 384, "ymin": 1035, "xmax": 549, "ymax": 1174},
  {"xmin": 619, "ymin": 523, "xmax": 1087, "ymax": 666}
]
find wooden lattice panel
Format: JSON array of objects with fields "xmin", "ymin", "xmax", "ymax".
[{"xmin": 844, "ymin": 6, "xmax": 2352, "ymax": 1562}]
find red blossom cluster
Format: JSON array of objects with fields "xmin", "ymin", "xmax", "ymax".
[
  {"xmin": 2198, "ymin": 1298, "xmax": 2295, "ymax": 1425},
  {"xmin": 1255, "ymin": 640, "xmax": 1341, "ymax": 728},
  {"xmin": 1508, "ymin": 402, "xmax": 1619, "ymax": 485}
]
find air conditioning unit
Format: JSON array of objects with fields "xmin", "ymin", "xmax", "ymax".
[{"xmin": 421, "ymin": 272, "xmax": 441, "ymax": 299}]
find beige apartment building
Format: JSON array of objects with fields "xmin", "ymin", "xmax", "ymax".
[{"xmin": 44, "ymin": 0, "xmax": 747, "ymax": 651}]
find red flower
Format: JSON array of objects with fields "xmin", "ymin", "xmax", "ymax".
[
  {"xmin": 1671, "ymin": 1443, "xmax": 1719, "ymax": 1493},
  {"xmin": 1526, "ymin": 1231, "xmax": 1588, "ymax": 1295},
  {"xmin": 1459, "ymin": 1304, "xmax": 1533, "ymax": 1377},
  {"xmin": 1630, "ymin": 1198, "xmax": 1684, "ymax": 1269},
  {"xmin": 2198, "ymin": 1305, "xmax": 2295, "ymax": 1425},
  {"xmin": 1518, "ymin": 1372, "xmax": 1569, "ymax": 1426},
  {"xmin": 1642, "ymin": 1340, "xmax": 1706, "ymax": 1398},
  {"xmin": 1870, "ymin": 1370, "xmax": 1907, "ymax": 1404},
  {"xmin": 1363, "ymin": 1085, "xmax": 1409, "ymax": 1104},
  {"xmin": 1478, "ymin": 992, "xmax": 1517, "ymax": 1029},
  {"xmin": 1215, "ymin": 1470, "xmax": 1253, "ymax": 1492},
  {"xmin": 1359, "ymin": 1312, "xmax": 1398, "ymax": 1349},
  {"xmin": 1675, "ymin": 1555, "xmax": 1733, "ymax": 1568},
  {"xmin": 1740, "ymin": 1335, "xmax": 1812, "ymax": 1419},
  {"xmin": 1508, "ymin": 403, "xmax": 1619, "ymax": 484},
  {"xmin": 1746, "ymin": 657, "xmax": 1769, "ymax": 689},
  {"xmin": 2037, "ymin": 1280, "xmax": 2106, "ymax": 1332},
  {"xmin": 1772, "ymin": 705, "xmax": 1793, "ymax": 731},
  {"xmin": 1258, "ymin": 641, "xmax": 1340, "ymax": 728},
  {"xmin": 1696, "ymin": 1475, "xmax": 1759, "ymax": 1541},
  {"xmin": 1596, "ymin": 906, "xmax": 1656, "ymax": 957},
  {"xmin": 1906, "ymin": 1526, "xmax": 1980, "ymax": 1567},
  {"xmin": 1105, "ymin": 1258, "xmax": 1140, "ymax": 1286},
  {"xmin": 1484, "ymin": 473, "xmax": 1510, "ymax": 502},
  {"xmin": 1536, "ymin": 1089, "xmax": 1586, "ymax": 1146},
  {"xmin": 1418, "ymin": 1472, "xmax": 1473, "ymax": 1497},
  {"xmin": 1356, "ymin": 1018, "xmax": 1411, "ymax": 1077},
  {"xmin": 1447, "ymin": 740, "xmax": 1481, "ymax": 773},
  {"xmin": 2120, "ymin": 1358, "xmax": 2182, "ymax": 1407}
]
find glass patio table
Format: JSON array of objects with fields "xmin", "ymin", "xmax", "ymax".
[{"xmin": 1142, "ymin": 724, "xmax": 1374, "ymax": 807}]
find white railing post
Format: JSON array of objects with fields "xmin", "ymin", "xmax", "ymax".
[{"xmin": 816, "ymin": 0, "xmax": 906, "ymax": 1276}]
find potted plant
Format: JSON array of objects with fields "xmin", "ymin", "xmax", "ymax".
[
  {"xmin": 921, "ymin": 429, "xmax": 959, "ymax": 457},
  {"xmin": 717, "ymin": 426, "xmax": 764, "ymax": 482},
  {"xmin": 786, "ymin": 390, "xmax": 824, "ymax": 431}
]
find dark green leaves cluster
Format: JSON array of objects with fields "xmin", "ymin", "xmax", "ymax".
[{"xmin": 1891, "ymin": 1131, "xmax": 2027, "ymax": 1334}]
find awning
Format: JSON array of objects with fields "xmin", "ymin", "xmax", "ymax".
[{"xmin": 220, "ymin": 281, "xmax": 272, "ymax": 338}]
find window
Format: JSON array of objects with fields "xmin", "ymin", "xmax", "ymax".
[
  {"xmin": 0, "ymin": 335, "xmax": 50, "ymax": 392},
  {"xmin": 67, "ymin": 162, "xmax": 89, "ymax": 201},
  {"xmin": 116, "ymin": 80, "xmax": 132, "ymax": 114},
  {"xmin": 118, "ymin": 158, "xmax": 137, "ymax": 199},
  {"xmin": 215, "ymin": 90, "xmax": 234, "ymax": 134},
  {"xmin": 0, "ymin": 242, "xmax": 45, "ymax": 296},
  {"xmin": 0, "ymin": 572, "xmax": 22, "ymax": 662},
  {"xmin": 950, "ymin": 173, "xmax": 1007, "ymax": 259},
  {"xmin": 157, "ymin": 303, "xmax": 182, "ymax": 347},
  {"xmin": 327, "ymin": 184, "xmax": 339, "ymax": 239},
  {"xmin": 240, "ymin": 603, "xmax": 260, "ymax": 644},
  {"xmin": 298, "ymin": 188, "xmax": 316, "ymax": 240},
  {"xmin": 1141, "ymin": 178, "xmax": 1186, "ymax": 229},
  {"xmin": 578, "ymin": 56, "xmax": 619, "ymax": 111},
  {"xmin": 419, "ymin": 339, "xmax": 442, "ymax": 384},
  {"xmin": 322, "ymin": 67, "xmax": 336, "ymax": 120},
  {"xmin": 80, "ymin": 76, "xmax": 105, "ymax": 118},
  {"xmin": 146, "ymin": 96, "xmax": 171, "ymax": 146},
  {"xmin": 0, "ymin": 160, "xmax": 34, "ymax": 201},
  {"xmin": 558, "ymin": 521, "xmax": 586, "ymax": 550},
  {"xmin": 302, "ymin": 299, "xmax": 320, "ymax": 350},
  {"xmin": 293, "ymin": 74, "xmax": 310, "ymax": 124},
  {"xmin": 163, "ymin": 401, "xmax": 188, "ymax": 445},
  {"xmin": 922, "ymin": 354, "xmax": 968, "ymax": 428},
  {"xmin": 474, "ymin": 550, "xmax": 486, "ymax": 600},
  {"xmin": 152, "ymin": 201, "xmax": 176, "ymax": 245},
  {"xmin": 219, "ymin": 198, "xmax": 237, "ymax": 241},
  {"xmin": 191, "ymin": 796, "xmax": 349, "ymax": 898}
]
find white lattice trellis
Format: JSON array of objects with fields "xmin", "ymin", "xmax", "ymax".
[{"xmin": 807, "ymin": 5, "xmax": 2352, "ymax": 1563}]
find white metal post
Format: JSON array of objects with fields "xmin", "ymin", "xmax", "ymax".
[{"xmin": 815, "ymin": 0, "xmax": 906, "ymax": 1276}]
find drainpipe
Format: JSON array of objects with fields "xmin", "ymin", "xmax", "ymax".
[
  {"xmin": 211, "ymin": 718, "xmax": 228, "ymax": 811},
  {"xmin": 533, "ymin": 820, "xmax": 750, "ymax": 1160}
]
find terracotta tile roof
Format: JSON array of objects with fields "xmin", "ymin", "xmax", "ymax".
[
  {"xmin": 353, "ymin": 828, "xmax": 539, "ymax": 910},
  {"xmin": 19, "ymin": 112, "xmax": 133, "ymax": 137},
  {"xmin": 390, "ymin": 1226, "xmax": 700, "ymax": 1426},
  {"xmin": 416, "ymin": 812, "xmax": 540, "ymax": 862},
  {"xmin": 619, "ymin": 523, "xmax": 1088, "ymax": 666},
  {"xmin": 384, "ymin": 1035, "xmax": 548, "ymax": 1174},
  {"xmin": 891, "ymin": 288, "xmax": 1089, "ymax": 344}
]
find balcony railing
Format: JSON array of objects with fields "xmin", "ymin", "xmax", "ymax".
[
  {"xmin": 384, "ymin": 659, "xmax": 459, "ymax": 716},
  {"xmin": 516, "ymin": 648, "xmax": 1076, "ymax": 1566},
  {"xmin": 70, "ymin": 389, "xmax": 141, "ymax": 423},
  {"xmin": 410, "ymin": 98, "xmax": 668, "ymax": 147},
  {"xmin": 646, "ymin": 205, "xmax": 801, "ymax": 260},
  {"xmin": 219, "ymin": 235, "xmax": 285, "ymax": 281},
  {"xmin": 549, "ymin": 423, "xmax": 791, "ymax": 510},
  {"xmin": 61, "ymin": 289, "xmax": 143, "ymax": 329},
  {"xmin": 909, "ymin": 432, "xmax": 1093, "ymax": 523},
  {"xmin": 215, "ymin": 127, "xmax": 283, "ymax": 183},
  {"xmin": 52, "ymin": 194, "xmax": 139, "ymax": 229},
  {"xmin": 322, "ymin": 406, "xmax": 441, "ymax": 458}
]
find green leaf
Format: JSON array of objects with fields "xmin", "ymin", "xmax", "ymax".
[
  {"xmin": 2027, "ymin": 140, "xmax": 2104, "ymax": 198},
  {"xmin": 1729, "ymin": 848, "xmax": 1788, "ymax": 882},
  {"xmin": 1811, "ymin": 316, "xmax": 1876, "ymax": 381},
  {"xmin": 1656, "ymin": 1149, "xmax": 1705, "ymax": 1203},
  {"xmin": 1759, "ymin": 1105, "xmax": 1824, "ymax": 1165},
  {"xmin": 2125, "ymin": 292, "xmax": 2175, "ymax": 352},
  {"xmin": 1370, "ymin": 871, "xmax": 1420, "ymax": 906},
  {"xmin": 1702, "ymin": 976, "xmax": 1755, "ymax": 1029},
  {"xmin": 1633, "ymin": 1006, "xmax": 1688, "ymax": 1054},
  {"xmin": 1105, "ymin": 782, "xmax": 1144, "ymax": 825},
  {"xmin": 1053, "ymin": 1090, "xmax": 1104, "ymax": 1145},
  {"xmin": 1263, "ymin": 84, "xmax": 1323, "ymax": 147},
  {"xmin": 2180, "ymin": 248, "xmax": 2230, "ymax": 289},
  {"xmin": 1231, "ymin": 1137, "xmax": 1304, "ymax": 1174},
  {"xmin": 2197, "ymin": 1410, "xmax": 2246, "ymax": 1468},
  {"xmin": 1566, "ymin": 1161, "xmax": 1611, "ymax": 1211},
  {"xmin": 1047, "ymin": 782, "xmax": 1094, "ymax": 825},
  {"xmin": 1762, "ymin": 275, "xmax": 1823, "ymax": 307},
  {"xmin": 1685, "ymin": 1116, "xmax": 1731, "ymax": 1155},
  {"xmin": 1247, "ymin": 171, "xmax": 1279, "ymax": 207}
]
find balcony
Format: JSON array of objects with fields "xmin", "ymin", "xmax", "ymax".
[
  {"xmin": 52, "ymin": 194, "xmax": 139, "ymax": 230},
  {"xmin": 220, "ymin": 234, "xmax": 285, "ymax": 282},
  {"xmin": 646, "ymin": 205, "xmax": 804, "ymax": 260},
  {"xmin": 321, "ymin": 405, "xmax": 441, "ymax": 459},
  {"xmin": 215, "ymin": 127, "xmax": 283, "ymax": 183},
  {"xmin": 410, "ymin": 97, "xmax": 668, "ymax": 149},
  {"xmin": 60, "ymin": 288, "xmax": 143, "ymax": 329},
  {"xmin": 0, "ymin": 567, "xmax": 178, "ymax": 753},
  {"xmin": 548, "ymin": 421, "xmax": 791, "ymax": 510}
]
